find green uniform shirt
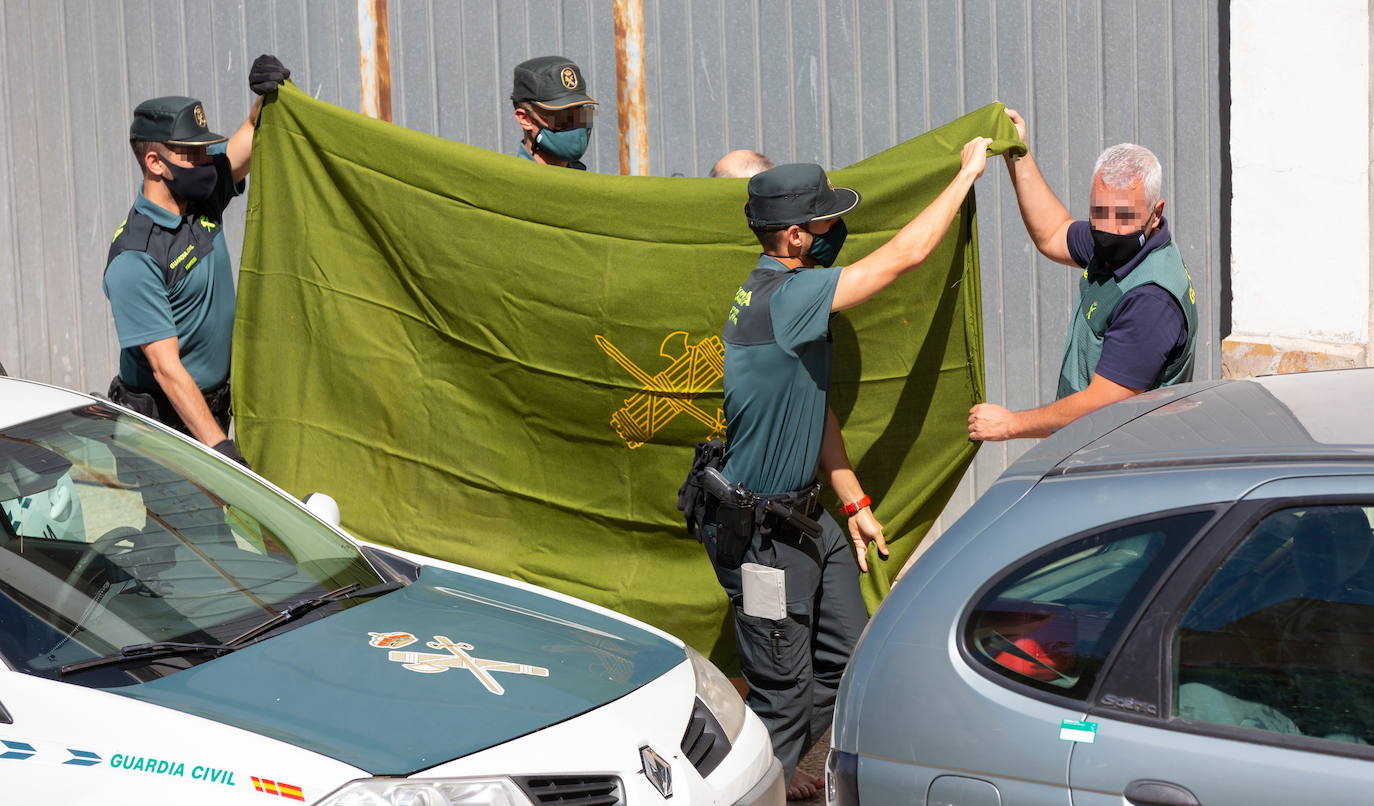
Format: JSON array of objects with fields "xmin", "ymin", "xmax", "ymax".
[
  {"xmin": 721, "ymin": 256, "xmax": 841, "ymax": 495},
  {"xmin": 103, "ymin": 153, "xmax": 241, "ymax": 391}
]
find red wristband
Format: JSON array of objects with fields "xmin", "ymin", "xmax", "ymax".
[{"xmin": 842, "ymin": 495, "xmax": 871, "ymax": 517}]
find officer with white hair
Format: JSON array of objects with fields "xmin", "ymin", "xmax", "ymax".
[{"xmin": 968, "ymin": 109, "xmax": 1197, "ymax": 441}]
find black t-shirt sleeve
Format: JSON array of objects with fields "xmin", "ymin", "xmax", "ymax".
[
  {"xmin": 202, "ymin": 152, "xmax": 244, "ymax": 218},
  {"xmin": 1096, "ymin": 285, "xmax": 1188, "ymax": 391},
  {"xmin": 1066, "ymin": 220, "xmax": 1094, "ymax": 268}
]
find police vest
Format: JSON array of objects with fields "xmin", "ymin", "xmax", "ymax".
[
  {"xmin": 106, "ymin": 205, "xmax": 222, "ymax": 289},
  {"xmin": 1056, "ymin": 240, "xmax": 1198, "ymax": 398}
]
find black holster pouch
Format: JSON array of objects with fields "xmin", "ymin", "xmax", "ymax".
[
  {"xmin": 677, "ymin": 438, "xmax": 756, "ymax": 568},
  {"xmin": 107, "ymin": 376, "xmax": 160, "ymax": 419},
  {"xmin": 708, "ymin": 495, "xmax": 756, "ymax": 568},
  {"xmin": 677, "ymin": 438, "xmax": 728, "ymax": 538}
]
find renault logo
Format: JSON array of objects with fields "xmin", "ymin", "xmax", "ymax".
[{"xmin": 639, "ymin": 746, "xmax": 672, "ymax": 799}]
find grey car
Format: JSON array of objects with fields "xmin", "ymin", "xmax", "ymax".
[{"xmin": 829, "ymin": 368, "xmax": 1374, "ymax": 806}]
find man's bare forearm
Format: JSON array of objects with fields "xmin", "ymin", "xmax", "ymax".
[
  {"xmin": 1004, "ymin": 150, "xmax": 1074, "ymax": 258},
  {"xmin": 152, "ymin": 365, "xmax": 227, "ymax": 446},
  {"xmin": 866, "ymin": 165, "xmax": 980, "ymax": 278},
  {"xmin": 819, "ymin": 408, "xmax": 865, "ymax": 503},
  {"xmin": 1002, "ymin": 395, "xmax": 1090, "ymax": 439},
  {"xmin": 226, "ymin": 99, "xmax": 260, "ymax": 182},
  {"xmin": 970, "ymin": 374, "xmax": 1139, "ymax": 441},
  {"xmin": 143, "ymin": 338, "xmax": 227, "ymax": 446}
]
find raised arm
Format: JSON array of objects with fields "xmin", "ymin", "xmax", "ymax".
[
  {"xmin": 226, "ymin": 55, "xmax": 292, "ymax": 183},
  {"xmin": 1001, "ymin": 108, "xmax": 1077, "ymax": 267},
  {"xmin": 225, "ymin": 100, "xmax": 260, "ymax": 183},
  {"xmin": 830, "ymin": 136, "xmax": 991, "ymax": 311}
]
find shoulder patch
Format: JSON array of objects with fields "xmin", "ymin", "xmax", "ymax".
[{"xmin": 723, "ymin": 268, "xmax": 790, "ymax": 347}]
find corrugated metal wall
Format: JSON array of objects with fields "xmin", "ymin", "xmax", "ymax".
[{"xmin": 0, "ymin": 0, "xmax": 1222, "ymax": 526}]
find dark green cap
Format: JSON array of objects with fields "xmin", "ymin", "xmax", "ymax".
[
  {"xmin": 511, "ymin": 56, "xmax": 597, "ymax": 110},
  {"xmin": 745, "ymin": 163, "xmax": 860, "ymax": 229},
  {"xmin": 129, "ymin": 96, "xmax": 227, "ymax": 146}
]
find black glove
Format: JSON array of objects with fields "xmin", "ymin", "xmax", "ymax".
[
  {"xmin": 249, "ymin": 54, "xmax": 290, "ymax": 95},
  {"xmin": 213, "ymin": 439, "xmax": 251, "ymax": 469}
]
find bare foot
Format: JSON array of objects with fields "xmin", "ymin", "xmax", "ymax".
[{"xmin": 786, "ymin": 768, "xmax": 822, "ymax": 801}]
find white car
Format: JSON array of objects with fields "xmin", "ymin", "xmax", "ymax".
[{"xmin": 0, "ymin": 376, "xmax": 782, "ymax": 806}]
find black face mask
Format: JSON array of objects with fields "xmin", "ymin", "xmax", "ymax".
[
  {"xmin": 159, "ymin": 155, "xmax": 218, "ymax": 203},
  {"xmin": 1090, "ymin": 224, "xmax": 1147, "ymax": 271}
]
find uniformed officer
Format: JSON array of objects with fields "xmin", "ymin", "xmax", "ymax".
[
  {"xmin": 510, "ymin": 56, "xmax": 597, "ymax": 170},
  {"xmin": 704, "ymin": 139, "xmax": 991, "ymax": 799},
  {"xmin": 103, "ymin": 55, "xmax": 291, "ymax": 464},
  {"xmin": 968, "ymin": 109, "xmax": 1198, "ymax": 441}
]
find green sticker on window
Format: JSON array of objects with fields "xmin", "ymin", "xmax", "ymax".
[{"xmin": 1059, "ymin": 719, "xmax": 1098, "ymax": 743}]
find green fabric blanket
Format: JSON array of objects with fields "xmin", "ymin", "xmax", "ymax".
[{"xmin": 235, "ymin": 84, "xmax": 1023, "ymax": 664}]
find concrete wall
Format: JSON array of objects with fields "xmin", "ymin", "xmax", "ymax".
[{"xmin": 1224, "ymin": 0, "xmax": 1373, "ymax": 376}]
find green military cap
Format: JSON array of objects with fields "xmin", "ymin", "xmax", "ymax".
[
  {"xmin": 745, "ymin": 163, "xmax": 861, "ymax": 229},
  {"xmin": 129, "ymin": 96, "xmax": 227, "ymax": 146},
  {"xmin": 511, "ymin": 56, "xmax": 597, "ymax": 110}
]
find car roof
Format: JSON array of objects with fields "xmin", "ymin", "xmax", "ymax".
[
  {"xmin": 1006, "ymin": 367, "xmax": 1374, "ymax": 480},
  {"xmin": 0, "ymin": 377, "xmax": 95, "ymax": 429}
]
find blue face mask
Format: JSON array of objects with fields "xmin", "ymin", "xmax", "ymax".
[
  {"xmin": 804, "ymin": 219, "xmax": 848, "ymax": 268},
  {"xmin": 535, "ymin": 125, "xmax": 592, "ymax": 162}
]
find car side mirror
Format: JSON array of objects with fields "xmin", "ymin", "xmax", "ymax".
[{"xmin": 303, "ymin": 492, "xmax": 341, "ymax": 528}]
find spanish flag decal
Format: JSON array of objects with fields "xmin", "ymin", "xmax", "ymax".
[{"xmin": 251, "ymin": 776, "xmax": 305, "ymax": 801}]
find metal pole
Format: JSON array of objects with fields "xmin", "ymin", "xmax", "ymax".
[
  {"xmin": 613, "ymin": 0, "xmax": 649, "ymax": 176},
  {"xmin": 358, "ymin": 0, "xmax": 393, "ymax": 121}
]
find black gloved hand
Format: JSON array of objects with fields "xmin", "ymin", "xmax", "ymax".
[
  {"xmin": 249, "ymin": 54, "xmax": 290, "ymax": 95},
  {"xmin": 212, "ymin": 438, "xmax": 251, "ymax": 469}
]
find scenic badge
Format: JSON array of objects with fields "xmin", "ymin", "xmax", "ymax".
[{"xmin": 370, "ymin": 633, "xmax": 550, "ymax": 695}]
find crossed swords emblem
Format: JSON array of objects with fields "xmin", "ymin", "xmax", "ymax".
[
  {"xmin": 369, "ymin": 632, "xmax": 550, "ymax": 695},
  {"xmin": 595, "ymin": 331, "xmax": 726, "ymax": 449}
]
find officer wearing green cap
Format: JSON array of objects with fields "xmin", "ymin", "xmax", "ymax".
[
  {"xmin": 510, "ymin": 55, "xmax": 597, "ymax": 170},
  {"xmin": 687, "ymin": 137, "xmax": 992, "ymax": 798},
  {"xmin": 103, "ymin": 55, "xmax": 291, "ymax": 465}
]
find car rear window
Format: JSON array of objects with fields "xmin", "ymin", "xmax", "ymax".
[{"xmin": 965, "ymin": 511, "xmax": 1211, "ymax": 700}]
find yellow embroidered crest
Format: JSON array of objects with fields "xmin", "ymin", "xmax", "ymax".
[{"xmin": 596, "ymin": 331, "xmax": 726, "ymax": 449}]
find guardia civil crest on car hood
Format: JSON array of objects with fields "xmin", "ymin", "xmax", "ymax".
[{"xmin": 112, "ymin": 566, "xmax": 685, "ymax": 775}]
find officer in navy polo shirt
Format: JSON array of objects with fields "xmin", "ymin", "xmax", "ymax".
[
  {"xmin": 510, "ymin": 56, "xmax": 597, "ymax": 170},
  {"xmin": 103, "ymin": 55, "xmax": 291, "ymax": 464},
  {"xmin": 968, "ymin": 109, "xmax": 1197, "ymax": 441},
  {"xmin": 704, "ymin": 137, "xmax": 991, "ymax": 799}
]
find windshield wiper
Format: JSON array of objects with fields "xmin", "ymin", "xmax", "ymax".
[
  {"xmin": 56, "ymin": 582, "xmax": 402, "ymax": 677},
  {"xmin": 226, "ymin": 581, "xmax": 402, "ymax": 647},
  {"xmin": 59, "ymin": 641, "xmax": 235, "ymax": 676}
]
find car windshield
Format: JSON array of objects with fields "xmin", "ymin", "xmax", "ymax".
[{"xmin": 0, "ymin": 404, "xmax": 386, "ymax": 687}]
